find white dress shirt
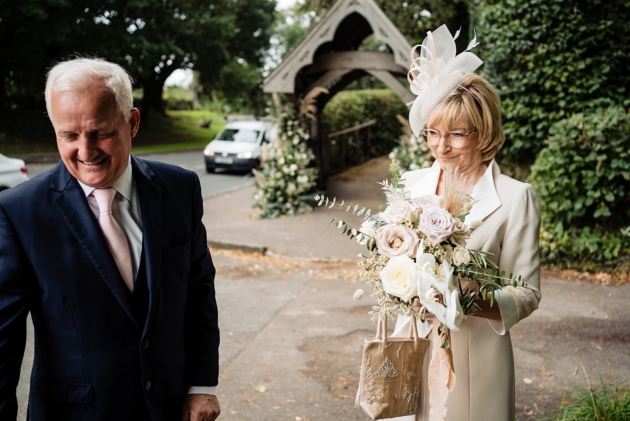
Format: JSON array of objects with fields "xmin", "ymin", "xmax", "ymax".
[{"xmin": 77, "ymin": 156, "xmax": 217, "ymax": 396}]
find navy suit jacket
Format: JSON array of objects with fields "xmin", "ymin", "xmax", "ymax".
[{"xmin": 0, "ymin": 155, "xmax": 219, "ymax": 420}]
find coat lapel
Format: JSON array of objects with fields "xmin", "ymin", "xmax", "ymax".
[
  {"xmin": 50, "ymin": 162, "xmax": 141, "ymax": 330},
  {"xmin": 464, "ymin": 160, "xmax": 502, "ymax": 225},
  {"xmin": 131, "ymin": 156, "xmax": 163, "ymax": 336},
  {"xmin": 407, "ymin": 160, "xmax": 441, "ymax": 198}
]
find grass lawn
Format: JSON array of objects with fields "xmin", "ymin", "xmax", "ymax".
[
  {"xmin": 0, "ymin": 110, "xmax": 226, "ymax": 156},
  {"xmin": 132, "ymin": 110, "xmax": 225, "ymax": 153}
]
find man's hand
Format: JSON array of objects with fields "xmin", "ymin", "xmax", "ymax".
[{"xmin": 182, "ymin": 394, "xmax": 220, "ymax": 421}]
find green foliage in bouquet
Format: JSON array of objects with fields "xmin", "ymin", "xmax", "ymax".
[
  {"xmin": 529, "ymin": 106, "xmax": 630, "ymax": 275},
  {"xmin": 388, "ymin": 115, "xmax": 434, "ymax": 172},
  {"xmin": 252, "ymin": 94, "xmax": 320, "ymax": 219},
  {"xmin": 322, "ymin": 90, "xmax": 409, "ymax": 173},
  {"xmin": 474, "ymin": 0, "xmax": 630, "ymax": 173}
]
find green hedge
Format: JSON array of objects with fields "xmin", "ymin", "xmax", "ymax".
[
  {"xmin": 475, "ymin": 0, "xmax": 630, "ymax": 172},
  {"xmin": 529, "ymin": 105, "xmax": 630, "ymax": 275},
  {"xmin": 322, "ymin": 89, "xmax": 409, "ymax": 173}
]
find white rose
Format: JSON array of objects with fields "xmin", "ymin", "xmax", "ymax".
[
  {"xmin": 278, "ymin": 157, "xmax": 285, "ymax": 165},
  {"xmin": 375, "ymin": 224, "xmax": 420, "ymax": 258},
  {"xmin": 290, "ymin": 164, "xmax": 298, "ymax": 172},
  {"xmin": 357, "ymin": 219, "xmax": 378, "ymax": 245},
  {"xmin": 450, "ymin": 220, "xmax": 471, "ymax": 246},
  {"xmin": 452, "ymin": 246, "xmax": 471, "ymax": 266},
  {"xmin": 411, "ymin": 194, "xmax": 441, "ymax": 210},
  {"xmin": 382, "ymin": 200, "xmax": 414, "ymax": 224},
  {"xmin": 418, "ymin": 205, "xmax": 458, "ymax": 245},
  {"xmin": 379, "ymin": 255, "xmax": 419, "ymax": 302}
]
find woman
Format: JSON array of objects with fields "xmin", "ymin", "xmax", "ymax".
[{"xmin": 394, "ymin": 27, "xmax": 541, "ymax": 421}]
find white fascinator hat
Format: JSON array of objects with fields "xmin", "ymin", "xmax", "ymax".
[{"xmin": 408, "ymin": 25, "xmax": 484, "ymax": 137}]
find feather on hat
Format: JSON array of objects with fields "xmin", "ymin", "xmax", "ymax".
[{"xmin": 408, "ymin": 25, "xmax": 483, "ymax": 136}]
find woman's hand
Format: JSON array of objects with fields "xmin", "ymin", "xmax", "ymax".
[
  {"xmin": 458, "ymin": 276, "xmax": 502, "ymax": 321},
  {"xmin": 412, "ymin": 297, "xmax": 434, "ymax": 319}
]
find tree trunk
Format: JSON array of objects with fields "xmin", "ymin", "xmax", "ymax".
[
  {"xmin": 141, "ymin": 78, "xmax": 165, "ymax": 127},
  {"xmin": 139, "ymin": 65, "xmax": 178, "ymax": 127}
]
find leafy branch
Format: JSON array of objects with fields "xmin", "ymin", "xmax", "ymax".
[
  {"xmin": 329, "ymin": 218, "xmax": 377, "ymax": 252},
  {"xmin": 454, "ymin": 251, "xmax": 527, "ymax": 314},
  {"xmin": 313, "ymin": 194, "xmax": 374, "ymax": 220}
]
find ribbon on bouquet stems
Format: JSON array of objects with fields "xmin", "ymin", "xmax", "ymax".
[{"xmin": 427, "ymin": 322, "xmax": 456, "ymax": 421}]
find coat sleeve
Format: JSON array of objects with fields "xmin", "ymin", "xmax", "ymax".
[
  {"xmin": 0, "ymin": 203, "xmax": 34, "ymax": 419},
  {"xmin": 487, "ymin": 184, "xmax": 542, "ymax": 335},
  {"xmin": 183, "ymin": 174, "xmax": 220, "ymax": 387}
]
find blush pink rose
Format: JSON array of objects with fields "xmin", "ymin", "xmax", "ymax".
[
  {"xmin": 418, "ymin": 205, "xmax": 458, "ymax": 245},
  {"xmin": 375, "ymin": 224, "xmax": 419, "ymax": 258}
]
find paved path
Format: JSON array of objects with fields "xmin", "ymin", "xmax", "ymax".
[{"xmin": 203, "ymin": 157, "xmax": 392, "ymax": 261}]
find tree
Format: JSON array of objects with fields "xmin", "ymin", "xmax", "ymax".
[{"xmin": 0, "ymin": 0, "xmax": 276, "ymax": 128}]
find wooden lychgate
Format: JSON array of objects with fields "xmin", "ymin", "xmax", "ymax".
[{"xmin": 263, "ymin": 0, "xmax": 413, "ymax": 188}]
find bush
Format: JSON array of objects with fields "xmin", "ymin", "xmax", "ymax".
[
  {"xmin": 322, "ymin": 90, "xmax": 409, "ymax": 173},
  {"xmin": 475, "ymin": 0, "xmax": 630, "ymax": 172},
  {"xmin": 388, "ymin": 115, "xmax": 434, "ymax": 172},
  {"xmin": 529, "ymin": 105, "xmax": 630, "ymax": 273}
]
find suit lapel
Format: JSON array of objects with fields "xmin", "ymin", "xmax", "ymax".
[
  {"xmin": 50, "ymin": 162, "xmax": 141, "ymax": 330},
  {"xmin": 131, "ymin": 156, "xmax": 163, "ymax": 335}
]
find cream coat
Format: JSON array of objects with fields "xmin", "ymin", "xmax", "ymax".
[{"xmin": 392, "ymin": 160, "xmax": 541, "ymax": 421}]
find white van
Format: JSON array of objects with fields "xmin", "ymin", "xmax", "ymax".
[{"xmin": 203, "ymin": 117, "xmax": 277, "ymax": 173}]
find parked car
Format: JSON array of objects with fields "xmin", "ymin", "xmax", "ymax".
[
  {"xmin": 203, "ymin": 117, "xmax": 277, "ymax": 173},
  {"xmin": 0, "ymin": 153, "xmax": 29, "ymax": 192}
]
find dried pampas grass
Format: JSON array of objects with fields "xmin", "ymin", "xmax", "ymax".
[{"xmin": 442, "ymin": 167, "xmax": 475, "ymax": 218}]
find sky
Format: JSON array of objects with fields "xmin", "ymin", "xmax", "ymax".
[{"xmin": 165, "ymin": 0, "xmax": 298, "ymax": 88}]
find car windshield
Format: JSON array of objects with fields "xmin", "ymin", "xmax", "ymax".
[{"xmin": 216, "ymin": 128, "xmax": 260, "ymax": 143}]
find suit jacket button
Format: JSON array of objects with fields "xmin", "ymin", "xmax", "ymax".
[
  {"xmin": 145, "ymin": 381, "xmax": 152, "ymax": 391},
  {"xmin": 142, "ymin": 340, "xmax": 150, "ymax": 349}
]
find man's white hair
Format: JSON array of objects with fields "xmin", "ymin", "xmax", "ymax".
[{"xmin": 45, "ymin": 58, "xmax": 134, "ymax": 124}]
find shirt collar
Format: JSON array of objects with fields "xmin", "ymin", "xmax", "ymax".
[{"xmin": 77, "ymin": 155, "xmax": 134, "ymax": 201}]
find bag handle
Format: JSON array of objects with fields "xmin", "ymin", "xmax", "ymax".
[
  {"xmin": 376, "ymin": 315, "xmax": 421, "ymax": 344},
  {"xmin": 408, "ymin": 314, "xmax": 420, "ymax": 344},
  {"xmin": 376, "ymin": 317, "xmax": 388, "ymax": 343}
]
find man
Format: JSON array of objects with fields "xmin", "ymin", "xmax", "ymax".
[{"xmin": 0, "ymin": 58, "xmax": 220, "ymax": 421}]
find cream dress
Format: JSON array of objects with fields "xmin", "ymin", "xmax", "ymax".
[{"xmin": 391, "ymin": 160, "xmax": 541, "ymax": 421}]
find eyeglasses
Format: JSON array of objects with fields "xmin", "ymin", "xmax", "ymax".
[{"xmin": 420, "ymin": 128, "xmax": 478, "ymax": 148}]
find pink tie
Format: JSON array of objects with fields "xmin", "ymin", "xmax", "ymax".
[{"xmin": 93, "ymin": 188, "xmax": 134, "ymax": 291}]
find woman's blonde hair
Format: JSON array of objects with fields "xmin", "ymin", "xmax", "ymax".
[{"xmin": 426, "ymin": 74, "xmax": 504, "ymax": 162}]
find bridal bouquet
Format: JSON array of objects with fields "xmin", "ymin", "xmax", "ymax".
[{"xmin": 315, "ymin": 161, "xmax": 525, "ymax": 346}]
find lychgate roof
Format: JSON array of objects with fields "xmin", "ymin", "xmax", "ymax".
[{"xmin": 263, "ymin": 0, "xmax": 413, "ymax": 103}]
